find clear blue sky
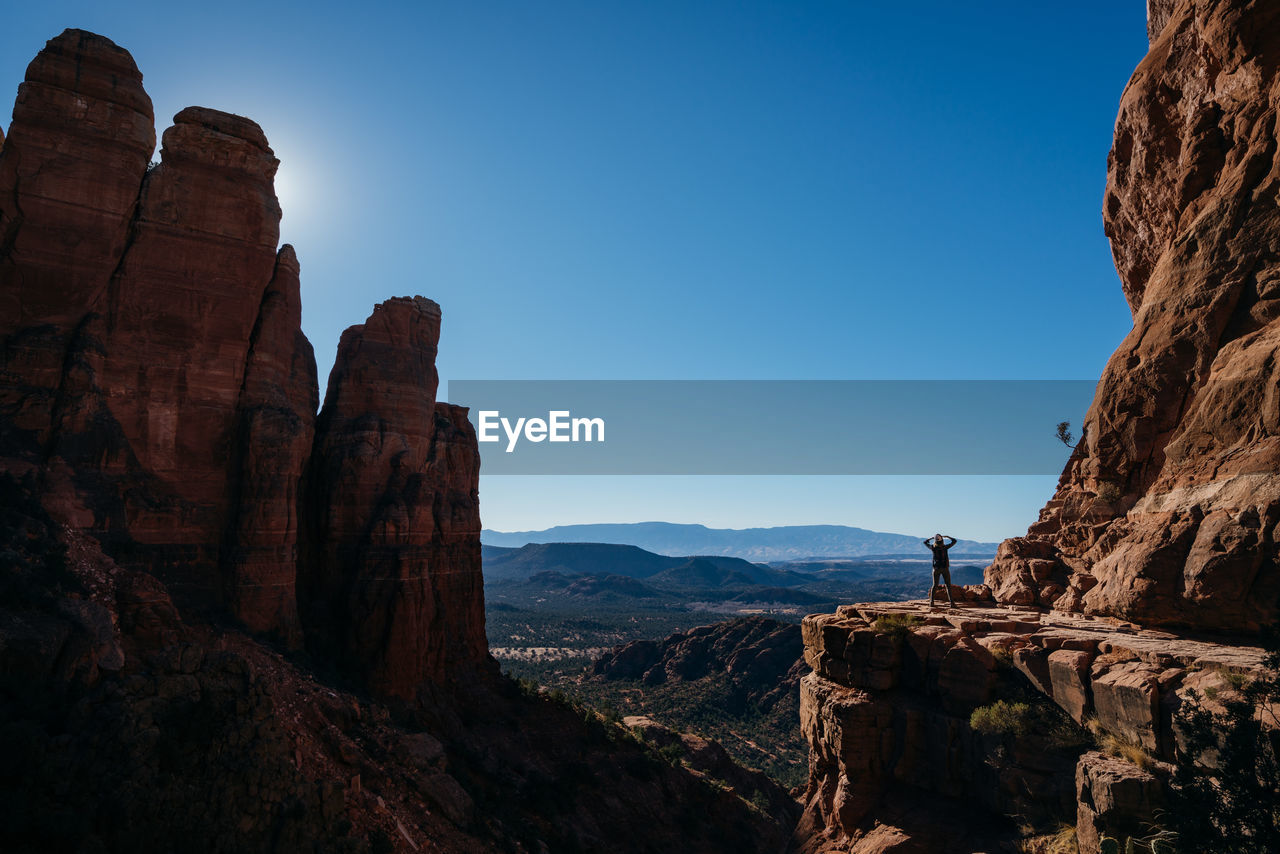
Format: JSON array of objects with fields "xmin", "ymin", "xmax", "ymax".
[{"xmin": 2, "ymin": 2, "xmax": 1150, "ymax": 541}]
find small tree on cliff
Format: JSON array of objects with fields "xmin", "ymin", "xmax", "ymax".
[
  {"xmin": 1055, "ymin": 420, "xmax": 1076, "ymax": 448},
  {"xmin": 1167, "ymin": 628, "xmax": 1280, "ymax": 853}
]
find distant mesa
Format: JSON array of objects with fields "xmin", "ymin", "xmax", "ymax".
[
  {"xmin": 482, "ymin": 521, "xmax": 999, "ymax": 561},
  {"xmin": 483, "ymin": 540, "xmax": 812, "ymax": 587}
]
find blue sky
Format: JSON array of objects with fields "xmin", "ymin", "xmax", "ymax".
[{"xmin": 2, "ymin": 2, "xmax": 1150, "ymax": 541}]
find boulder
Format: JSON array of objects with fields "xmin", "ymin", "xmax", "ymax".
[
  {"xmin": 1092, "ymin": 662, "xmax": 1161, "ymax": 754},
  {"xmin": 1048, "ymin": 649, "xmax": 1094, "ymax": 724},
  {"xmin": 1075, "ymin": 750, "xmax": 1165, "ymax": 854}
]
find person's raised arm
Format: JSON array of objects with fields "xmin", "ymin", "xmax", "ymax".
[
  {"xmin": 944, "ymin": 536, "xmax": 956, "ymax": 548},
  {"xmin": 923, "ymin": 538, "xmax": 932, "ymax": 548}
]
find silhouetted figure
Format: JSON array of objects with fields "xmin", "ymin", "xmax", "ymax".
[{"xmin": 924, "ymin": 533, "xmax": 957, "ymax": 608}]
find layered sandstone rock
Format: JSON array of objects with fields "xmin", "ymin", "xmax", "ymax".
[
  {"xmin": 0, "ymin": 28, "xmax": 804, "ymax": 854},
  {"xmin": 89, "ymin": 105, "xmax": 295, "ymax": 611},
  {"xmin": 0, "ymin": 30, "xmax": 154, "ymax": 447},
  {"xmin": 0, "ymin": 30, "xmax": 483, "ymax": 689},
  {"xmin": 302, "ymin": 297, "xmax": 488, "ymax": 700},
  {"xmin": 798, "ymin": 604, "xmax": 1077, "ymax": 852},
  {"xmin": 0, "ymin": 32, "xmax": 311, "ymax": 632},
  {"xmin": 796, "ymin": 600, "xmax": 1267, "ymax": 853},
  {"xmin": 987, "ymin": 0, "xmax": 1280, "ymax": 632},
  {"xmin": 1076, "ymin": 750, "xmax": 1166, "ymax": 854},
  {"xmin": 225, "ymin": 245, "xmax": 318, "ymax": 645},
  {"xmin": 0, "ymin": 29, "xmax": 154, "ymax": 331}
]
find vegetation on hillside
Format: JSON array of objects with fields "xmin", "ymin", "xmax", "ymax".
[{"xmin": 489, "ymin": 610, "xmax": 808, "ymax": 789}]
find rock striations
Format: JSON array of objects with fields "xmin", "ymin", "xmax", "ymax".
[
  {"xmin": 794, "ymin": 601, "xmax": 1267, "ymax": 854},
  {"xmin": 0, "ymin": 29, "xmax": 484, "ymax": 698},
  {"xmin": 986, "ymin": 0, "xmax": 1280, "ymax": 632},
  {"xmin": 302, "ymin": 296, "xmax": 487, "ymax": 699}
]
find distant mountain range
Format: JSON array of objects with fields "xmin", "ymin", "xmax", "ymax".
[{"xmin": 481, "ymin": 522, "xmax": 998, "ymax": 562}]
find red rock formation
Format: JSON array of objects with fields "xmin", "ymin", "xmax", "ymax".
[
  {"xmin": 1, "ymin": 32, "xmax": 313, "ymax": 637},
  {"xmin": 0, "ymin": 30, "xmax": 154, "ymax": 446},
  {"xmin": 0, "ymin": 29, "xmax": 803, "ymax": 854},
  {"xmin": 93, "ymin": 105, "xmax": 289, "ymax": 605},
  {"xmin": 224, "ymin": 245, "xmax": 318, "ymax": 645},
  {"xmin": 0, "ymin": 30, "xmax": 154, "ymax": 330},
  {"xmin": 795, "ymin": 600, "xmax": 1268, "ymax": 853},
  {"xmin": 1, "ymin": 30, "xmax": 484, "ymax": 688},
  {"xmin": 987, "ymin": 0, "xmax": 1280, "ymax": 632},
  {"xmin": 302, "ymin": 297, "xmax": 488, "ymax": 700}
]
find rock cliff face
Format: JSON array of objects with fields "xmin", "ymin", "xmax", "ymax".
[
  {"xmin": 794, "ymin": 601, "xmax": 1267, "ymax": 854},
  {"xmin": 986, "ymin": 0, "xmax": 1280, "ymax": 632},
  {"xmin": 226, "ymin": 244, "xmax": 317, "ymax": 645},
  {"xmin": 0, "ymin": 29, "xmax": 482, "ymax": 690},
  {"xmin": 302, "ymin": 297, "xmax": 487, "ymax": 700},
  {"xmin": 791, "ymin": 4, "xmax": 1280, "ymax": 851},
  {"xmin": 0, "ymin": 29, "xmax": 154, "ymax": 333}
]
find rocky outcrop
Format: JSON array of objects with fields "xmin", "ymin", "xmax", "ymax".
[
  {"xmin": 795, "ymin": 600, "xmax": 1267, "ymax": 853},
  {"xmin": 589, "ymin": 616, "xmax": 810, "ymax": 785},
  {"xmin": 302, "ymin": 297, "xmax": 488, "ymax": 700},
  {"xmin": 225, "ymin": 245, "xmax": 317, "ymax": 645},
  {"xmin": 1146, "ymin": 0, "xmax": 1176, "ymax": 44},
  {"xmin": 0, "ymin": 31, "xmax": 319, "ymax": 644},
  {"xmin": 33, "ymin": 104, "xmax": 312, "ymax": 640},
  {"xmin": 1076, "ymin": 750, "xmax": 1166, "ymax": 854},
  {"xmin": 798, "ymin": 9, "xmax": 1280, "ymax": 850},
  {"xmin": 0, "ymin": 30, "xmax": 154, "ymax": 333},
  {"xmin": 593, "ymin": 615, "xmax": 803, "ymax": 702},
  {"xmin": 92, "ymin": 105, "xmax": 292, "ymax": 608},
  {"xmin": 0, "ymin": 30, "xmax": 154, "ymax": 477},
  {"xmin": 0, "ymin": 30, "xmax": 484, "ymax": 689},
  {"xmin": 986, "ymin": 0, "xmax": 1280, "ymax": 632}
]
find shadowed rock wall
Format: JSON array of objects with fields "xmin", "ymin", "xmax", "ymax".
[{"xmin": 0, "ymin": 29, "xmax": 486, "ymax": 697}]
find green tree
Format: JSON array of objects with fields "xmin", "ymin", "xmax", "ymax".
[{"xmin": 1055, "ymin": 420, "xmax": 1077, "ymax": 448}]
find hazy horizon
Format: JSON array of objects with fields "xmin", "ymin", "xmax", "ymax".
[{"xmin": 477, "ymin": 474, "xmax": 1060, "ymax": 543}]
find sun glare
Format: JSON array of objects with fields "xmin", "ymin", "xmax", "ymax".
[{"xmin": 273, "ymin": 158, "xmax": 302, "ymax": 224}]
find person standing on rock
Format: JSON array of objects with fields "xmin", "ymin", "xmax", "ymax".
[{"xmin": 924, "ymin": 533, "xmax": 957, "ymax": 608}]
